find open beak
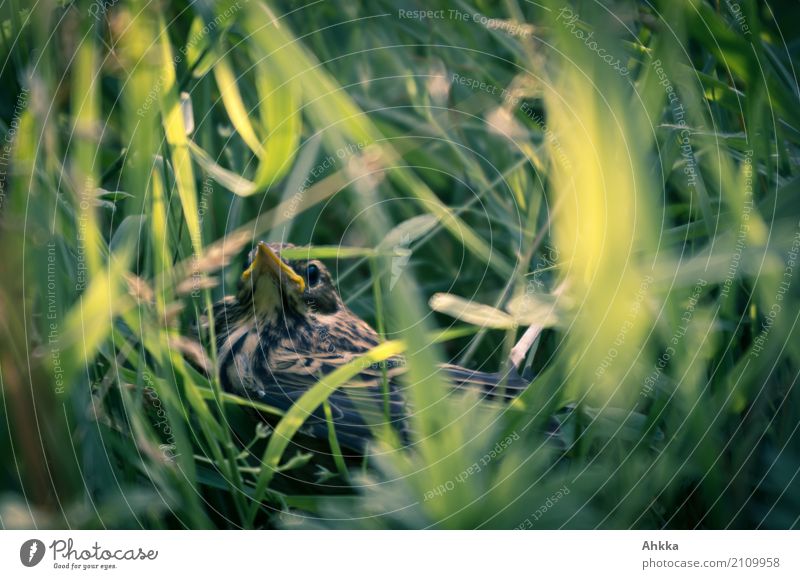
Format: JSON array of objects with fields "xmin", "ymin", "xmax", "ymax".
[{"xmin": 241, "ymin": 242, "xmax": 306, "ymax": 293}]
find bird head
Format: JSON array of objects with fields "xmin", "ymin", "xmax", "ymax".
[{"xmin": 237, "ymin": 242, "xmax": 343, "ymax": 319}]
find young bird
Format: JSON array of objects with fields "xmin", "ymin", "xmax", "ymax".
[{"xmin": 213, "ymin": 242, "xmax": 530, "ymax": 452}]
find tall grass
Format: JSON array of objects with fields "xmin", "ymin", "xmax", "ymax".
[{"xmin": 1, "ymin": 0, "xmax": 799, "ymax": 529}]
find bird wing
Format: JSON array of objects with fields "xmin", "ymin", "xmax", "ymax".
[
  {"xmin": 232, "ymin": 329, "xmax": 531, "ymax": 451},
  {"xmin": 439, "ymin": 363, "xmax": 532, "ymax": 400},
  {"xmin": 247, "ymin": 345, "xmax": 409, "ymax": 451}
]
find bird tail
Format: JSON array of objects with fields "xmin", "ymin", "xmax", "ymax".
[{"xmin": 439, "ymin": 363, "xmax": 531, "ymax": 400}]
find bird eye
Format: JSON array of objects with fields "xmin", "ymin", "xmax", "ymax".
[{"xmin": 307, "ymin": 263, "xmax": 321, "ymax": 287}]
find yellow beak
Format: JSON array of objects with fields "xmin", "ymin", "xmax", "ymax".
[{"xmin": 241, "ymin": 242, "xmax": 306, "ymax": 293}]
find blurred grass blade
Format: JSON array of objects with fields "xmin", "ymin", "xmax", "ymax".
[
  {"xmin": 505, "ymin": 292, "xmax": 562, "ymax": 327},
  {"xmin": 157, "ymin": 13, "xmax": 203, "ymax": 255},
  {"xmin": 238, "ymin": 1, "xmax": 512, "ymax": 276},
  {"xmin": 378, "ymin": 214, "xmax": 439, "ymax": 250},
  {"xmin": 252, "ymin": 55, "xmax": 302, "ymax": 186},
  {"xmin": 213, "ymin": 52, "xmax": 265, "ymax": 156},
  {"xmin": 71, "ymin": 32, "xmax": 103, "ymax": 278},
  {"xmin": 429, "ymin": 293, "xmax": 516, "ymax": 329},
  {"xmin": 187, "ymin": 139, "xmax": 258, "ymax": 196},
  {"xmin": 62, "ymin": 254, "xmax": 132, "ymax": 383}
]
